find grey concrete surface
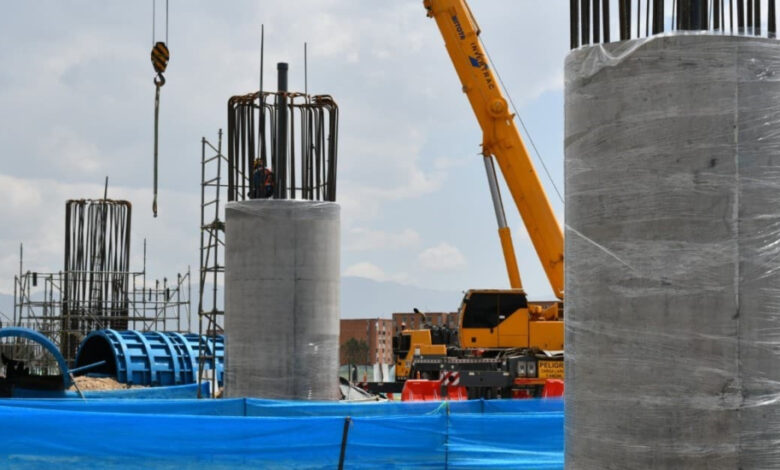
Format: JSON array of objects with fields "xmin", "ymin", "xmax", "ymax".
[
  {"xmin": 224, "ymin": 199, "xmax": 340, "ymax": 400},
  {"xmin": 565, "ymin": 35, "xmax": 780, "ymax": 469}
]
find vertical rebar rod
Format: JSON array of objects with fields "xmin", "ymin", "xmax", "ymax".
[
  {"xmin": 304, "ymin": 42, "xmax": 308, "ymax": 97},
  {"xmin": 603, "ymin": 0, "xmax": 611, "ymax": 42},
  {"xmin": 747, "ymin": 0, "xmax": 753, "ymax": 32},
  {"xmin": 276, "ymin": 63, "xmax": 289, "ymax": 199},
  {"xmin": 770, "ymin": 0, "xmax": 777, "ymax": 37},
  {"xmin": 738, "ymin": 0, "xmax": 744, "ymax": 32},
  {"xmin": 685, "ymin": 0, "xmax": 706, "ymax": 29},
  {"xmin": 653, "ymin": 0, "xmax": 664, "ymax": 33},
  {"xmin": 571, "ymin": 0, "xmax": 579, "ymax": 48},
  {"xmin": 730, "ymin": 0, "xmax": 734, "ymax": 33},
  {"xmin": 636, "ymin": 0, "xmax": 641, "ymax": 37},
  {"xmin": 594, "ymin": 0, "xmax": 601, "ymax": 42},
  {"xmin": 714, "ymin": 0, "xmax": 721, "ymax": 29},
  {"xmin": 645, "ymin": 0, "xmax": 651, "ymax": 36},
  {"xmin": 581, "ymin": 0, "xmax": 591, "ymax": 45},
  {"xmin": 620, "ymin": 0, "xmax": 630, "ymax": 39},
  {"xmin": 258, "ymin": 25, "xmax": 264, "ymax": 163},
  {"xmin": 755, "ymin": 0, "xmax": 761, "ymax": 35}
]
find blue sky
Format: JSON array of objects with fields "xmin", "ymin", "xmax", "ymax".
[{"xmin": 0, "ymin": 1, "xmax": 567, "ymax": 316}]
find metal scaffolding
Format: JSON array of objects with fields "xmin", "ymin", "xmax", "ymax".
[
  {"xmin": 13, "ymin": 248, "xmax": 191, "ymax": 366},
  {"xmin": 198, "ymin": 130, "xmax": 227, "ymax": 398}
]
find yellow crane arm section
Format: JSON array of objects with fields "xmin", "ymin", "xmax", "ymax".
[{"xmin": 424, "ymin": 0, "xmax": 564, "ymax": 300}]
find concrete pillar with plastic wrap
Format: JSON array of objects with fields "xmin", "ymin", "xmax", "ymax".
[{"xmin": 566, "ymin": 1, "xmax": 780, "ymax": 468}]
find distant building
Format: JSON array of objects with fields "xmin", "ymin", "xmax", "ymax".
[
  {"xmin": 339, "ymin": 318, "xmax": 394, "ymax": 365},
  {"xmin": 391, "ymin": 312, "xmax": 458, "ymax": 334}
]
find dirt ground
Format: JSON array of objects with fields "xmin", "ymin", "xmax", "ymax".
[{"xmin": 68, "ymin": 376, "xmax": 143, "ymax": 391}]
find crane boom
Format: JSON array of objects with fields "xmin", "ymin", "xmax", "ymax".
[{"xmin": 424, "ymin": 0, "xmax": 564, "ymax": 299}]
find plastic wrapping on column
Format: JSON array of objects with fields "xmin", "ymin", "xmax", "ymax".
[
  {"xmin": 75, "ymin": 330, "xmax": 224, "ymax": 386},
  {"xmin": 565, "ymin": 34, "xmax": 780, "ymax": 469},
  {"xmin": 224, "ymin": 199, "xmax": 340, "ymax": 400}
]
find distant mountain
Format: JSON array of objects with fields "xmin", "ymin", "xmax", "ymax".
[{"xmin": 341, "ymin": 276, "xmax": 462, "ymax": 319}]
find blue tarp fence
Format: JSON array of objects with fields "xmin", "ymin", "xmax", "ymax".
[{"xmin": 0, "ymin": 398, "xmax": 563, "ymax": 469}]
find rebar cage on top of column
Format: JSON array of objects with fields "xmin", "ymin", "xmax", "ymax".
[
  {"xmin": 227, "ymin": 66, "xmax": 339, "ymax": 203},
  {"xmin": 571, "ymin": 0, "xmax": 779, "ymax": 50}
]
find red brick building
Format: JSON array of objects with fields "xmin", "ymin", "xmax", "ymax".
[
  {"xmin": 339, "ymin": 318, "xmax": 394, "ymax": 365},
  {"xmin": 391, "ymin": 312, "xmax": 458, "ymax": 334}
]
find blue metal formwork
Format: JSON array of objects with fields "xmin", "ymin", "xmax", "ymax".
[
  {"xmin": 74, "ymin": 330, "xmax": 224, "ymax": 387},
  {"xmin": 0, "ymin": 327, "xmax": 72, "ymax": 388}
]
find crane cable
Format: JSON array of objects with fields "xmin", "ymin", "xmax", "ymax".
[
  {"xmin": 151, "ymin": 0, "xmax": 170, "ymax": 218},
  {"xmin": 480, "ymin": 35, "xmax": 564, "ymax": 204}
]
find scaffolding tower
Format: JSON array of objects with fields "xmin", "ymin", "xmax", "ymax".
[{"xmin": 197, "ymin": 130, "xmax": 229, "ymax": 398}]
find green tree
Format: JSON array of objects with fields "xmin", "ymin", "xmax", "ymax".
[{"xmin": 341, "ymin": 338, "xmax": 369, "ymax": 382}]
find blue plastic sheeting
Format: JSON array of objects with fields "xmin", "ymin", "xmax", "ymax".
[
  {"xmin": 0, "ymin": 397, "xmax": 245, "ymax": 416},
  {"xmin": 10, "ymin": 382, "xmax": 209, "ymax": 400},
  {"xmin": 0, "ymin": 398, "xmax": 563, "ymax": 469},
  {"xmin": 0, "ymin": 397, "xmax": 562, "ymax": 417},
  {"xmin": 448, "ymin": 413, "xmax": 564, "ymax": 469},
  {"xmin": 246, "ymin": 398, "xmax": 482, "ymax": 417}
]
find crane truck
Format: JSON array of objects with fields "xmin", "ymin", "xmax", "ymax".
[{"xmin": 382, "ymin": 0, "xmax": 565, "ymax": 400}]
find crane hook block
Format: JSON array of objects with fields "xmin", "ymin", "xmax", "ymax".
[{"xmin": 151, "ymin": 41, "xmax": 170, "ymax": 75}]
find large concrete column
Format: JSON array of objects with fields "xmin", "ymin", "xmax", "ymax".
[
  {"xmin": 224, "ymin": 199, "xmax": 340, "ymax": 400},
  {"xmin": 565, "ymin": 35, "xmax": 780, "ymax": 468}
]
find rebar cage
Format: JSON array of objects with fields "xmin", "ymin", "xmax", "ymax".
[{"xmin": 227, "ymin": 91, "xmax": 339, "ymax": 202}]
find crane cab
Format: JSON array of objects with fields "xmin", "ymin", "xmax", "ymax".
[
  {"xmin": 392, "ymin": 329, "xmax": 447, "ymax": 381},
  {"xmin": 458, "ymin": 289, "xmax": 563, "ymax": 351}
]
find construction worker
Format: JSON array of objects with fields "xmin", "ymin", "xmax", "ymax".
[{"xmin": 251, "ymin": 159, "xmax": 275, "ymax": 199}]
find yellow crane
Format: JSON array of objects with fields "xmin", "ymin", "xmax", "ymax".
[
  {"xmin": 382, "ymin": 0, "xmax": 566, "ymax": 399},
  {"xmin": 424, "ymin": 0, "xmax": 563, "ymax": 299}
]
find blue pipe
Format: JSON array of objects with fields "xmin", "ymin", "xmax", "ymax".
[{"xmin": 74, "ymin": 330, "xmax": 224, "ymax": 387}]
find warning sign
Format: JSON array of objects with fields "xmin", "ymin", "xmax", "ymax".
[{"xmin": 538, "ymin": 360, "xmax": 564, "ymax": 379}]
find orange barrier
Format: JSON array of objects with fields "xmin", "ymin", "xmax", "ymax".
[
  {"xmin": 403, "ymin": 378, "xmax": 564, "ymax": 401},
  {"xmin": 401, "ymin": 379, "xmax": 468, "ymax": 401},
  {"xmin": 541, "ymin": 379, "xmax": 564, "ymax": 398}
]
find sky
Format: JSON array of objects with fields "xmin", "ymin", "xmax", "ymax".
[{"xmin": 0, "ymin": 1, "xmax": 568, "ymax": 322}]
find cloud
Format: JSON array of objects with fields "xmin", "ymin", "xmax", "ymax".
[
  {"xmin": 343, "ymin": 262, "xmax": 413, "ymax": 285},
  {"xmin": 346, "ymin": 228, "xmax": 421, "ymax": 252},
  {"xmin": 344, "ymin": 262, "xmax": 387, "ymax": 282},
  {"xmin": 434, "ymin": 155, "xmax": 474, "ymax": 171},
  {"xmin": 417, "ymin": 242, "xmax": 466, "ymax": 271},
  {"xmin": 39, "ymin": 126, "xmax": 103, "ymax": 174}
]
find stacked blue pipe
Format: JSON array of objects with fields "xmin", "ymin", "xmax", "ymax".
[{"xmin": 75, "ymin": 330, "xmax": 224, "ymax": 387}]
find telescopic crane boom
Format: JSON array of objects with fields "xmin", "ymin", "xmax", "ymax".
[{"xmin": 424, "ymin": 0, "xmax": 564, "ymax": 299}]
